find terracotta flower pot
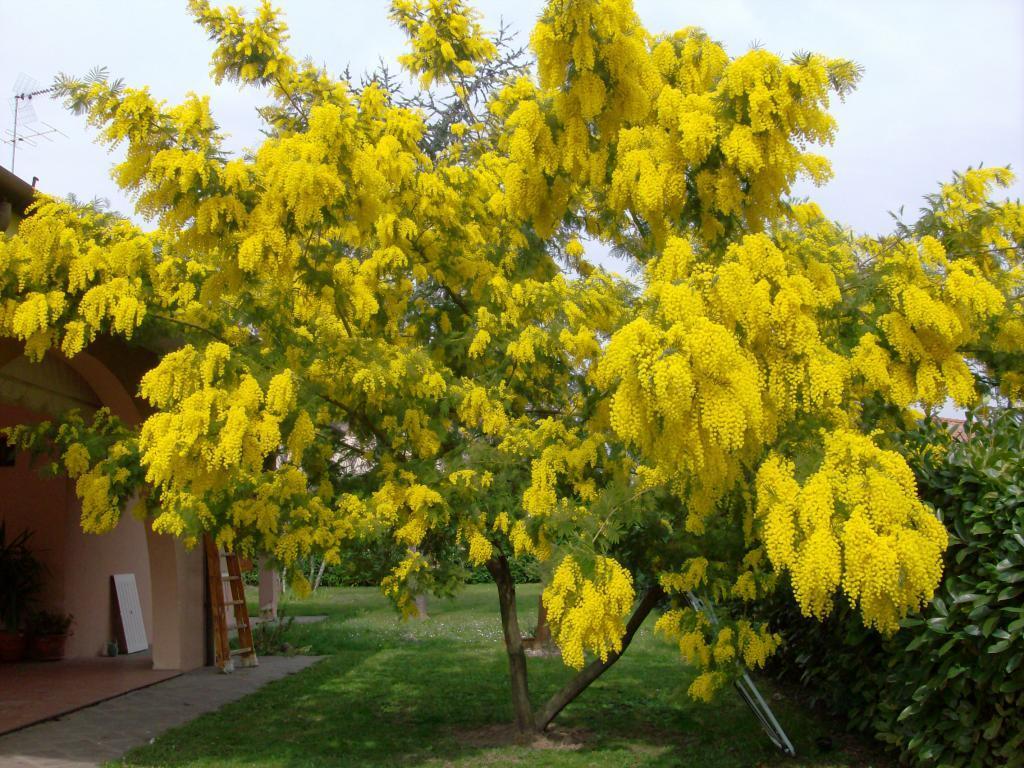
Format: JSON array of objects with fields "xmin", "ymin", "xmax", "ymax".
[
  {"xmin": 0, "ymin": 629, "xmax": 27, "ymax": 662},
  {"xmin": 29, "ymin": 633, "xmax": 68, "ymax": 661}
]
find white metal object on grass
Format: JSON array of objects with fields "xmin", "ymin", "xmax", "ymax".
[{"xmin": 686, "ymin": 591, "xmax": 796, "ymax": 757}]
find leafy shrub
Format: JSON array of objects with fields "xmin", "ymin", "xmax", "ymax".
[
  {"xmin": 251, "ymin": 607, "xmax": 300, "ymax": 656},
  {"xmin": 762, "ymin": 409, "xmax": 1024, "ymax": 767}
]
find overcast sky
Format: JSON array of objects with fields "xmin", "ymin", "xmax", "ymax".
[{"xmin": 3, "ymin": 0, "xmax": 1023, "ymax": 240}]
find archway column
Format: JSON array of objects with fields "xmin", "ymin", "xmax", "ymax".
[
  {"xmin": 145, "ymin": 528, "xmax": 206, "ymax": 670},
  {"xmin": 258, "ymin": 559, "xmax": 282, "ymax": 620}
]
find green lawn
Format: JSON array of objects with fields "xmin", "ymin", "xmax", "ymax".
[{"xmin": 113, "ymin": 584, "xmax": 888, "ymax": 767}]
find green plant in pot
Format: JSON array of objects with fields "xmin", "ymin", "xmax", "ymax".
[
  {"xmin": 27, "ymin": 610, "xmax": 74, "ymax": 661},
  {"xmin": 0, "ymin": 522, "xmax": 46, "ymax": 662}
]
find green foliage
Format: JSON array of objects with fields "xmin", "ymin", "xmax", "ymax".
[
  {"xmin": 762, "ymin": 408, "xmax": 1024, "ymax": 767},
  {"xmin": 297, "ymin": 539, "xmax": 408, "ymax": 589},
  {"xmin": 250, "ymin": 615, "xmax": 289, "ymax": 656},
  {"xmin": 465, "ymin": 554, "xmax": 542, "ymax": 584},
  {"xmin": 249, "ymin": 606, "xmax": 311, "ymax": 656}
]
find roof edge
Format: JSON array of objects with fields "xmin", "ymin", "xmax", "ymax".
[{"xmin": 0, "ymin": 166, "xmax": 36, "ymax": 215}]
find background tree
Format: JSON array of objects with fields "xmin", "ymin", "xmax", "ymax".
[{"xmin": 1, "ymin": 0, "xmax": 1021, "ymax": 737}]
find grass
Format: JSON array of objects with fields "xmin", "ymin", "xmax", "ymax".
[{"xmin": 113, "ymin": 584, "xmax": 888, "ymax": 768}]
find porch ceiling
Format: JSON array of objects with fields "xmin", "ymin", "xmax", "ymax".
[{"xmin": 0, "ymin": 351, "xmax": 101, "ymax": 416}]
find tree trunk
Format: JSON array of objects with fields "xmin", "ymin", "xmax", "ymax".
[
  {"xmin": 535, "ymin": 585, "xmax": 664, "ymax": 731},
  {"xmin": 312, "ymin": 558, "xmax": 328, "ymax": 592},
  {"xmin": 487, "ymin": 555, "xmax": 537, "ymax": 734},
  {"xmin": 414, "ymin": 593, "xmax": 429, "ymax": 620},
  {"xmin": 534, "ymin": 594, "xmax": 552, "ymax": 644},
  {"xmin": 522, "ymin": 593, "xmax": 558, "ymax": 656}
]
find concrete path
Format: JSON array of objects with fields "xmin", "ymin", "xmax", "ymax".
[{"xmin": 0, "ymin": 655, "xmax": 323, "ymax": 768}]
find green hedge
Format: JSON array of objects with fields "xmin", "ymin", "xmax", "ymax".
[{"xmin": 762, "ymin": 409, "xmax": 1024, "ymax": 767}]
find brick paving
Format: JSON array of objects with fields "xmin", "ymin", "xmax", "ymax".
[
  {"xmin": 1, "ymin": 653, "xmax": 178, "ymax": 736},
  {"xmin": 0, "ymin": 655, "xmax": 323, "ymax": 767}
]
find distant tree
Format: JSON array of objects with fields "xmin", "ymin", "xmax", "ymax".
[{"xmin": 2, "ymin": 0, "xmax": 1021, "ymax": 735}]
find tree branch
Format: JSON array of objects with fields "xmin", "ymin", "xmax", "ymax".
[
  {"xmin": 534, "ymin": 585, "xmax": 664, "ymax": 731},
  {"xmin": 441, "ymin": 284, "xmax": 471, "ymax": 317}
]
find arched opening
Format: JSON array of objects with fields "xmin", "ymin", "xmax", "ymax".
[{"xmin": 0, "ymin": 338, "xmax": 205, "ymax": 673}]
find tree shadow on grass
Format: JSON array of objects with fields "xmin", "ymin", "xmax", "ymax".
[{"xmin": 116, "ymin": 638, "xmax": 886, "ymax": 768}]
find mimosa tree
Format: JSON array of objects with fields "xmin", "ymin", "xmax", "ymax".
[{"xmin": 2, "ymin": 0, "xmax": 1021, "ymax": 735}]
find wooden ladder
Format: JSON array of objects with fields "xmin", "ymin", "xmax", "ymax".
[{"xmin": 204, "ymin": 535, "xmax": 258, "ymax": 672}]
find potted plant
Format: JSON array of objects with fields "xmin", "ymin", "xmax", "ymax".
[
  {"xmin": 0, "ymin": 522, "xmax": 45, "ymax": 662},
  {"xmin": 28, "ymin": 610, "xmax": 74, "ymax": 661}
]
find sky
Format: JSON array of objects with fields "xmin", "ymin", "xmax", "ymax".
[{"xmin": 3, "ymin": 0, "xmax": 1023, "ymax": 242}]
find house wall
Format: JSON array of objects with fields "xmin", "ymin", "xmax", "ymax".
[
  {"xmin": 0, "ymin": 405, "xmax": 69, "ymax": 613},
  {"xmin": 0, "ymin": 403, "xmax": 154, "ymax": 658},
  {"xmin": 63, "ymin": 504, "xmax": 154, "ymax": 657},
  {"xmin": 1, "ymin": 202, "xmax": 19, "ymax": 237}
]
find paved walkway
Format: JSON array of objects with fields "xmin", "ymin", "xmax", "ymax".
[{"xmin": 0, "ymin": 655, "xmax": 323, "ymax": 767}]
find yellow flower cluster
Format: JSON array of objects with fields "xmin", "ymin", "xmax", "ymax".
[
  {"xmin": 63, "ymin": 443, "xmax": 92, "ymax": 478},
  {"xmin": 382, "ymin": 549, "xmax": 432, "ymax": 618},
  {"xmin": 0, "ymin": 200, "xmax": 153, "ymax": 360},
  {"xmin": 533, "ymin": 0, "xmax": 654, "ymax": 139},
  {"xmin": 756, "ymin": 430, "xmax": 948, "ymax": 632},
  {"xmin": 139, "ymin": 349, "xmax": 286, "ymax": 493},
  {"xmin": 76, "ymin": 469, "xmax": 121, "ymax": 534},
  {"xmin": 466, "ymin": 528, "xmax": 494, "ymax": 566},
  {"xmin": 188, "ymin": 0, "xmax": 295, "ymax": 87},
  {"xmin": 658, "ymin": 557, "xmax": 708, "ymax": 593},
  {"xmin": 543, "ymin": 555, "xmax": 636, "ymax": 669},
  {"xmin": 457, "ymin": 384, "xmax": 510, "ymax": 436},
  {"xmin": 286, "ymin": 411, "xmax": 316, "ymax": 461},
  {"xmin": 850, "ymin": 169, "xmax": 1022, "ymax": 408},
  {"xmin": 574, "ymin": 21, "xmax": 859, "ymax": 243},
  {"xmin": 390, "ymin": 0, "xmax": 497, "ymax": 88},
  {"xmin": 513, "ymin": 424, "xmax": 603, "ymax": 520},
  {"xmin": 596, "ymin": 311, "xmax": 763, "ymax": 527},
  {"xmin": 655, "ymin": 607, "xmax": 780, "ymax": 700}
]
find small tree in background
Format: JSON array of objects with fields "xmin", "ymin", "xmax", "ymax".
[{"xmin": 2, "ymin": 0, "xmax": 1022, "ymax": 735}]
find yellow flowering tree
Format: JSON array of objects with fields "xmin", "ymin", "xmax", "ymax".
[{"xmin": 2, "ymin": 0, "xmax": 1022, "ymax": 735}]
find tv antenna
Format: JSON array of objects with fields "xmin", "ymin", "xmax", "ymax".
[{"xmin": 5, "ymin": 73, "xmax": 65, "ymax": 174}]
